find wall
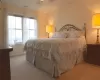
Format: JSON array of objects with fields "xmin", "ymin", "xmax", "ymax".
[
  {"xmin": 0, "ymin": 2, "xmax": 49, "ymax": 56},
  {"xmin": 37, "ymin": 5, "xmax": 58, "ymax": 38},
  {"xmin": 83, "ymin": 0, "xmax": 100, "ymax": 44},
  {"xmin": 3, "ymin": 3, "xmax": 37, "ymax": 18},
  {"xmin": 44, "ymin": 0, "xmax": 100, "ymax": 44},
  {"xmin": 1, "ymin": 0, "xmax": 100, "ymax": 56},
  {"xmin": 56, "ymin": 0, "xmax": 92, "ymax": 43},
  {"xmin": 56, "ymin": 0, "xmax": 86, "ymax": 29},
  {"xmin": 0, "ymin": 3, "xmax": 5, "ymax": 47},
  {"xmin": 37, "ymin": 10, "xmax": 48, "ymax": 38},
  {"xmin": 0, "ymin": 3, "xmax": 39, "ymax": 56},
  {"xmin": 3, "ymin": 2, "xmax": 49, "ymax": 39}
]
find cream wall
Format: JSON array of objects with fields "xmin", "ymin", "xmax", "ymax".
[
  {"xmin": 0, "ymin": 3, "xmax": 5, "ymax": 47},
  {"xmin": 1, "ymin": 0, "xmax": 100, "ymax": 47},
  {"xmin": 0, "ymin": 3, "xmax": 48, "ymax": 56},
  {"xmin": 2, "ymin": 3, "xmax": 38, "ymax": 56},
  {"xmin": 45, "ymin": 0, "xmax": 100, "ymax": 44},
  {"xmin": 56, "ymin": 0, "xmax": 87, "ymax": 29},
  {"xmin": 3, "ymin": 3, "xmax": 37, "ymax": 18},
  {"xmin": 83, "ymin": 0, "xmax": 100, "ymax": 44},
  {"xmin": 0, "ymin": 2, "xmax": 38, "ymax": 46},
  {"xmin": 0, "ymin": 2, "xmax": 48, "ymax": 43},
  {"xmin": 37, "ymin": 10, "xmax": 48, "ymax": 38},
  {"xmin": 56, "ymin": 0, "xmax": 92, "ymax": 43},
  {"xmin": 37, "ymin": 7, "xmax": 58, "ymax": 38},
  {"xmin": 3, "ymin": 3, "xmax": 49, "ymax": 39}
]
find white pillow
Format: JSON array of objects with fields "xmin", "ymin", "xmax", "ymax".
[
  {"xmin": 51, "ymin": 32, "xmax": 68, "ymax": 38},
  {"xmin": 68, "ymin": 31, "xmax": 84, "ymax": 38}
]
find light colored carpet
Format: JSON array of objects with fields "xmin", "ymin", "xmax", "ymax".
[
  {"xmin": 11, "ymin": 55, "xmax": 100, "ymax": 80},
  {"xmin": 10, "ymin": 55, "xmax": 55, "ymax": 80},
  {"xmin": 57, "ymin": 62, "xmax": 100, "ymax": 80}
]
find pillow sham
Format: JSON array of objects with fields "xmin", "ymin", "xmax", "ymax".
[
  {"xmin": 51, "ymin": 32, "xmax": 68, "ymax": 38},
  {"xmin": 67, "ymin": 31, "xmax": 84, "ymax": 38}
]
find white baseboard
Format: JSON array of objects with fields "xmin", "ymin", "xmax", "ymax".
[{"xmin": 10, "ymin": 54, "xmax": 25, "ymax": 57}]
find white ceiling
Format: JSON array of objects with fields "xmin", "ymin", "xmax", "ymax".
[{"xmin": 2, "ymin": 0, "xmax": 57, "ymax": 10}]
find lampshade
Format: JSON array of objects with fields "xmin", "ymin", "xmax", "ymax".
[
  {"xmin": 46, "ymin": 25, "xmax": 53, "ymax": 33},
  {"xmin": 92, "ymin": 13, "xmax": 100, "ymax": 28}
]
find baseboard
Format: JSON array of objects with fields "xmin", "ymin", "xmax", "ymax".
[{"xmin": 10, "ymin": 53, "xmax": 25, "ymax": 57}]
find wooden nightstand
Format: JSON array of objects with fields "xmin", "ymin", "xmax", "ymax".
[{"xmin": 87, "ymin": 44, "xmax": 100, "ymax": 65}]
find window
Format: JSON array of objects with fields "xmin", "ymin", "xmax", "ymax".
[
  {"xmin": 8, "ymin": 15, "xmax": 37, "ymax": 45},
  {"xmin": 23, "ymin": 18, "xmax": 37, "ymax": 43},
  {"xmin": 8, "ymin": 16, "xmax": 22, "ymax": 45}
]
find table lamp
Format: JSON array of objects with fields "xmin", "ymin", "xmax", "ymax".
[
  {"xmin": 46, "ymin": 25, "xmax": 53, "ymax": 38},
  {"xmin": 92, "ymin": 13, "xmax": 100, "ymax": 44}
]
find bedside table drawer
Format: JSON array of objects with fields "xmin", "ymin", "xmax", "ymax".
[{"xmin": 87, "ymin": 44, "xmax": 100, "ymax": 65}]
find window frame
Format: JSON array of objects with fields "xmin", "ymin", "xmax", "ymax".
[
  {"xmin": 7, "ymin": 14, "xmax": 37, "ymax": 45},
  {"xmin": 23, "ymin": 18, "xmax": 37, "ymax": 39}
]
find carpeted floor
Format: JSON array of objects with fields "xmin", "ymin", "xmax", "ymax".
[
  {"xmin": 10, "ymin": 55, "xmax": 100, "ymax": 80},
  {"xmin": 57, "ymin": 62, "xmax": 100, "ymax": 80},
  {"xmin": 10, "ymin": 55, "xmax": 55, "ymax": 80}
]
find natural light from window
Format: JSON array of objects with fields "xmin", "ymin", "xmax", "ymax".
[{"xmin": 8, "ymin": 15, "xmax": 37, "ymax": 45}]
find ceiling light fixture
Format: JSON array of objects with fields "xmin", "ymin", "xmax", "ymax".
[
  {"xmin": 37, "ymin": 0, "xmax": 55, "ymax": 4},
  {"xmin": 40, "ymin": 0, "xmax": 44, "ymax": 2}
]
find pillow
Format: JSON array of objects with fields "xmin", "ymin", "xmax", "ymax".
[
  {"xmin": 67, "ymin": 31, "xmax": 84, "ymax": 38},
  {"xmin": 51, "ymin": 32, "xmax": 68, "ymax": 38}
]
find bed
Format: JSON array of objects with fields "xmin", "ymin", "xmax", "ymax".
[{"xmin": 24, "ymin": 24, "xmax": 87, "ymax": 77}]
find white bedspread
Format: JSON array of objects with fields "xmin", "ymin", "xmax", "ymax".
[{"xmin": 24, "ymin": 36, "xmax": 86, "ymax": 76}]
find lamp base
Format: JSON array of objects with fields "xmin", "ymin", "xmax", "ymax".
[
  {"xmin": 96, "ymin": 29, "xmax": 99, "ymax": 44},
  {"xmin": 48, "ymin": 33, "xmax": 49, "ymax": 38}
]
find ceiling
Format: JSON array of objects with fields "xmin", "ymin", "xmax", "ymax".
[{"xmin": 2, "ymin": 0, "xmax": 57, "ymax": 10}]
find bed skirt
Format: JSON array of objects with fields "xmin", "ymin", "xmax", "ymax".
[{"xmin": 26, "ymin": 51, "xmax": 60, "ymax": 77}]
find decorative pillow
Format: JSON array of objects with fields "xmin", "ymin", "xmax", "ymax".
[
  {"xmin": 67, "ymin": 31, "xmax": 84, "ymax": 38},
  {"xmin": 51, "ymin": 32, "xmax": 68, "ymax": 38}
]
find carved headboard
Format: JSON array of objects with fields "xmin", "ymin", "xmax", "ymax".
[{"xmin": 58, "ymin": 23, "xmax": 86, "ymax": 38}]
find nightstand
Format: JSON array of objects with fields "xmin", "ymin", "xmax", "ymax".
[{"xmin": 87, "ymin": 44, "xmax": 100, "ymax": 65}]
